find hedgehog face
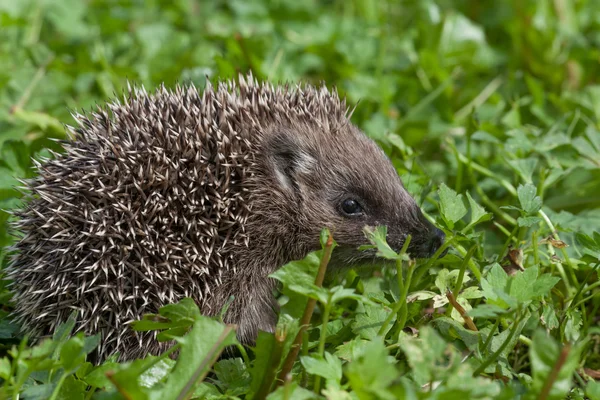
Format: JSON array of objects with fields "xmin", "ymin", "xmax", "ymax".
[{"xmin": 263, "ymin": 122, "xmax": 445, "ymax": 268}]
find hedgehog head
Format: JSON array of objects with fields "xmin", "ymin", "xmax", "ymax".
[{"xmin": 254, "ymin": 106, "xmax": 444, "ymax": 268}]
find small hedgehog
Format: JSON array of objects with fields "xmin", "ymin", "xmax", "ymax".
[{"xmin": 7, "ymin": 73, "xmax": 445, "ymax": 362}]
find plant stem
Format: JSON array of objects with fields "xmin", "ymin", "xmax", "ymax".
[
  {"xmin": 453, "ymin": 242, "xmax": 482, "ymax": 281},
  {"xmin": 379, "ymin": 260, "xmax": 416, "ymax": 337},
  {"xmin": 446, "ymin": 291, "xmax": 478, "ymax": 331},
  {"xmin": 254, "ymin": 329, "xmax": 286, "ymax": 400},
  {"xmin": 236, "ymin": 343, "xmax": 251, "ymax": 368},
  {"xmin": 446, "ymin": 244, "xmax": 477, "ymax": 316},
  {"xmin": 397, "ymin": 68, "xmax": 462, "ymax": 129},
  {"xmin": 177, "ymin": 326, "xmax": 236, "ymax": 400},
  {"xmin": 473, "ymin": 313, "xmax": 523, "ymax": 376},
  {"xmin": 454, "ymin": 76, "xmax": 504, "ymax": 122},
  {"xmin": 481, "ymin": 318, "xmax": 500, "ymax": 352},
  {"xmin": 313, "ymin": 301, "xmax": 332, "ymax": 394},
  {"xmin": 48, "ymin": 372, "xmax": 68, "ymax": 400},
  {"xmin": 454, "ymin": 151, "xmax": 517, "ymax": 196},
  {"xmin": 448, "ymin": 139, "xmax": 518, "ymax": 226},
  {"xmin": 538, "ymin": 210, "xmax": 577, "ymax": 292},
  {"xmin": 567, "ymin": 262, "xmax": 599, "ymax": 304},
  {"xmin": 532, "ymin": 230, "xmax": 540, "ymax": 266},
  {"xmin": 519, "ymin": 335, "xmax": 532, "ymax": 346},
  {"xmin": 277, "ymin": 233, "xmax": 334, "ymax": 385},
  {"xmin": 537, "ymin": 344, "xmax": 571, "ymax": 400},
  {"xmin": 499, "ymin": 224, "xmax": 520, "ymax": 260}
]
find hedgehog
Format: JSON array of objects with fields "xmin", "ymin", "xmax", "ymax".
[{"xmin": 6, "ymin": 73, "xmax": 445, "ymax": 362}]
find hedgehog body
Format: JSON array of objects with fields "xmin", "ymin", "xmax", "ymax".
[{"xmin": 8, "ymin": 74, "xmax": 444, "ymax": 361}]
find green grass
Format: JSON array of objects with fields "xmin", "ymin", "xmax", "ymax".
[{"xmin": 1, "ymin": 0, "xmax": 600, "ymax": 399}]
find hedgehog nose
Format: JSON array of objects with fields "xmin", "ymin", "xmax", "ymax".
[{"xmin": 428, "ymin": 228, "xmax": 447, "ymax": 258}]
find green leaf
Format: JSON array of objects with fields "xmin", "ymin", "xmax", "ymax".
[
  {"xmin": 510, "ymin": 266, "xmax": 538, "ymax": 302},
  {"xmin": 468, "ymin": 304, "xmax": 509, "ymax": 318},
  {"xmin": 132, "ymin": 297, "xmax": 201, "ymax": 341},
  {"xmin": 271, "ymin": 230, "xmax": 335, "ymax": 303},
  {"xmin": 587, "ymin": 380, "xmax": 600, "ymax": 400},
  {"xmin": 11, "ymin": 108, "xmax": 65, "ymax": 136},
  {"xmin": 150, "ymin": 317, "xmax": 237, "ymax": 399},
  {"xmin": 517, "ymin": 183, "xmax": 542, "ymax": 215},
  {"xmin": 508, "ymin": 158, "xmax": 538, "ymax": 184},
  {"xmin": 329, "ymin": 286, "xmax": 363, "ymax": 305},
  {"xmin": 248, "ymin": 330, "xmax": 276, "ymax": 396},
  {"xmin": 300, "ymin": 352, "xmax": 342, "ymax": 385},
  {"xmin": 83, "ymin": 362, "xmax": 120, "ymax": 389},
  {"xmin": 438, "ymin": 183, "xmax": 468, "ymax": 228},
  {"xmin": 352, "ymin": 303, "xmax": 391, "ymax": 340},
  {"xmin": 517, "ymin": 216, "xmax": 542, "ymax": 227},
  {"xmin": 55, "ymin": 375, "xmax": 87, "ymax": 400},
  {"xmin": 531, "ymin": 274, "xmax": 561, "ymax": 298},
  {"xmin": 0, "ymin": 357, "xmax": 10, "ymax": 380},
  {"xmin": 471, "ymin": 130, "xmax": 501, "ymax": 143},
  {"xmin": 529, "ymin": 330, "xmax": 584, "ymax": 400},
  {"xmin": 270, "ymin": 251, "xmax": 328, "ymax": 303},
  {"xmin": 541, "ymin": 305, "xmax": 559, "ymax": 331},
  {"xmin": 266, "ymin": 382, "xmax": 316, "ymax": 400},
  {"xmin": 345, "ymin": 338, "xmax": 397, "ymax": 397},
  {"xmin": 59, "ymin": 334, "xmax": 87, "ymax": 373},
  {"xmin": 576, "ymin": 232, "xmax": 600, "ymax": 260},
  {"xmin": 399, "ymin": 327, "xmax": 447, "ymax": 386},
  {"xmin": 361, "ymin": 225, "xmax": 400, "ymax": 260},
  {"xmin": 138, "ymin": 358, "xmax": 176, "ymax": 388},
  {"xmin": 433, "ymin": 316, "xmax": 481, "ymax": 351},
  {"xmin": 213, "ymin": 358, "xmax": 250, "ymax": 396},
  {"xmin": 466, "ymin": 191, "xmax": 491, "ymax": 227},
  {"xmin": 484, "ymin": 263, "xmax": 508, "ymax": 293}
]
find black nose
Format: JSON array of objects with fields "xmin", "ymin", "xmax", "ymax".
[{"xmin": 429, "ymin": 228, "xmax": 446, "ymax": 257}]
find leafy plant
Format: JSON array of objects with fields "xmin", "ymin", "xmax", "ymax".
[{"xmin": 1, "ymin": 0, "xmax": 599, "ymax": 398}]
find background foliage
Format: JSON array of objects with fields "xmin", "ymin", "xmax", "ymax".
[{"xmin": 0, "ymin": 0, "xmax": 599, "ymax": 399}]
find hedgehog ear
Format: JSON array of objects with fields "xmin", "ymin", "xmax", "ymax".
[{"xmin": 267, "ymin": 133, "xmax": 315, "ymax": 194}]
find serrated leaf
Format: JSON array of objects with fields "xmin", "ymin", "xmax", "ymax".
[
  {"xmin": 484, "ymin": 263, "xmax": 508, "ymax": 292},
  {"xmin": 301, "ymin": 352, "xmax": 342, "ymax": 384},
  {"xmin": 531, "ymin": 275, "xmax": 561, "ymax": 297},
  {"xmin": 362, "ymin": 225, "xmax": 400, "ymax": 260},
  {"xmin": 518, "ymin": 216, "xmax": 542, "ymax": 227},
  {"xmin": 510, "ymin": 266, "xmax": 538, "ymax": 302},
  {"xmin": 399, "ymin": 327, "xmax": 447, "ymax": 386},
  {"xmin": 352, "ymin": 303, "xmax": 391, "ymax": 340},
  {"xmin": 345, "ymin": 338, "xmax": 397, "ymax": 396},
  {"xmin": 509, "ymin": 158, "xmax": 538, "ymax": 183},
  {"xmin": 466, "ymin": 192, "xmax": 491, "ymax": 227},
  {"xmin": 438, "ymin": 183, "xmax": 468, "ymax": 228},
  {"xmin": 468, "ymin": 304, "xmax": 508, "ymax": 318},
  {"xmin": 270, "ymin": 252, "xmax": 328, "ymax": 303},
  {"xmin": 517, "ymin": 183, "xmax": 542, "ymax": 214},
  {"xmin": 576, "ymin": 232, "xmax": 600, "ymax": 260},
  {"xmin": 213, "ymin": 358, "xmax": 250, "ymax": 396},
  {"xmin": 541, "ymin": 306, "xmax": 559, "ymax": 331}
]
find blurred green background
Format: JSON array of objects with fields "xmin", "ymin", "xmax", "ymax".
[
  {"xmin": 1, "ymin": 0, "xmax": 600, "ymax": 260},
  {"xmin": 1, "ymin": 2, "xmax": 600, "ymax": 397}
]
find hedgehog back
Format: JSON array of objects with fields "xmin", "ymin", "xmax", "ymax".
[{"xmin": 8, "ymin": 84, "xmax": 256, "ymax": 359}]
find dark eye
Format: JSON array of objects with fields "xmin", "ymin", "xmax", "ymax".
[{"xmin": 340, "ymin": 198, "xmax": 364, "ymax": 216}]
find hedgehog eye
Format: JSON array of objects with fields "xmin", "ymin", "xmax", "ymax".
[{"xmin": 340, "ymin": 198, "xmax": 364, "ymax": 216}]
